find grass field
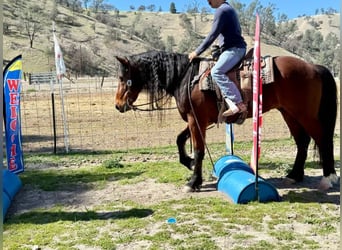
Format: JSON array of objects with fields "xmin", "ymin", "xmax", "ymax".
[{"xmin": 3, "ymin": 138, "xmax": 340, "ymax": 250}]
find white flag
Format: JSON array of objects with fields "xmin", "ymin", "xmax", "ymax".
[{"xmin": 53, "ymin": 32, "xmax": 66, "ymax": 79}]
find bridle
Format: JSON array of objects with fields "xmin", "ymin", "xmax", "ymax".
[{"xmin": 122, "ymin": 78, "xmax": 176, "ymax": 112}]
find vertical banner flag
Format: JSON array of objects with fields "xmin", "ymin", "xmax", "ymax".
[
  {"xmin": 250, "ymin": 14, "xmax": 263, "ymax": 173},
  {"xmin": 3, "ymin": 55, "xmax": 24, "ymax": 174},
  {"xmin": 53, "ymin": 31, "xmax": 66, "ymax": 80},
  {"xmin": 53, "ymin": 24, "xmax": 69, "ymax": 153}
]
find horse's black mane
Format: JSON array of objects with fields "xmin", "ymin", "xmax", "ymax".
[{"xmin": 128, "ymin": 50, "xmax": 191, "ymax": 95}]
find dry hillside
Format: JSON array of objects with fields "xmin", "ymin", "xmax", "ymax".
[
  {"xmin": 3, "ymin": 0, "xmax": 340, "ymax": 76},
  {"xmin": 294, "ymin": 13, "xmax": 340, "ymax": 38}
]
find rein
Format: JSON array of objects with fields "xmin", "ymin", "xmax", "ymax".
[
  {"xmin": 186, "ymin": 61, "xmax": 215, "ymax": 170},
  {"xmin": 129, "ymin": 94, "xmax": 177, "ymax": 112}
]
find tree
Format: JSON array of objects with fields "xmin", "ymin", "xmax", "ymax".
[
  {"xmin": 83, "ymin": 0, "xmax": 90, "ymax": 9},
  {"xmin": 274, "ymin": 14, "xmax": 298, "ymax": 47},
  {"xmin": 170, "ymin": 2, "xmax": 176, "ymax": 14},
  {"xmin": 92, "ymin": 0, "xmax": 104, "ymax": 13},
  {"xmin": 298, "ymin": 29, "xmax": 324, "ymax": 62},
  {"xmin": 311, "ymin": 31, "xmax": 323, "ymax": 52},
  {"xmin": 166, "ymin": 36, "xmax": 176, "ymax": 52},
  {"xmin": 178, "ymin": 14, "xmax": 202, "ymax": 53},
  {"xmin": 200, "ymin": 7, "xmax": 210, "ymax": 22},
  {"xmin": 186, "ymin": 0, "xmax": 202, "ymax": 32},
  {"xmin": 70, "ymin": 0, "xmax": 83, "ymax": 15},
  {"xmin": 147, "ymin": 4, "xmax": 155, "ymax": 12},
  {"xmin": 317, "ymin": 32, "xmax": 339, "ymax": 74},
  {"xmin": 49, "ymin": 0, "xmax": 58, "ymax": 21},
  {"xmin": 244, "ymin": 0, "xmax": 259, "ymax": 35},
  {"xmin": 229, "ymin": 0, "xmax": 260, "ymax": 36},
  {"xmin": 257, "ymin": 3, "xmax": 276, "ymax": 37},
  {"xmin": 186, "ymin": 0, "xmax": 200, "ymax": 13},
  {"xmin": 20, "ymin": 4, "xmax": 43, "ymax": 48},
  {"xmin": 137, "ymin": 5, "xmax": 146, "ymax": 11},
  {"xmin": 105, "ymin": 26, "xmax": 121, "ymax": 43},
  {"xmin": 141, "ymin": 26, "xmax": 165, "ymax": 50},
  {"xmin": 129, "ymin": 12, "xmax": 141, "ymax": 39}
]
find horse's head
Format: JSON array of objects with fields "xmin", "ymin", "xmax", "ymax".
[{"xmin": 114, "ymin": 56, "xmax": 143, "ymax": 113}]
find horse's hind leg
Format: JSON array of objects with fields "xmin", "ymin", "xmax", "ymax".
[
  {"xmin": 316, "ymin": 135, "xmax": 338, "ymax": 189},
  {"xmin": 288, "ymin": 130, "xmax": 311, "ymax": 182},
  {"xmin": 177, "ymin": 125, "xmax": 194, "ymax": 170},
  {"xmin": 300, "ymin": 121, "xmax": 338, "ymax": 189},
  {"xmin": 280, "ymin": 110, "xmax": 310, "ymax": 182}
]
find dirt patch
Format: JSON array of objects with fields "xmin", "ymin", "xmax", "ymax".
[
  {"xmin": 9, "ymin": 167, "xmax": 339, "ymax": 216},
  {"xmin": 9, "ymin": 178, "xmax": 225, "ymax": 215}
]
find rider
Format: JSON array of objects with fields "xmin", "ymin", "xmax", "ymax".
[{"xmin": 188, "ymin": 0, "xmax": 247, "ymax": 117}]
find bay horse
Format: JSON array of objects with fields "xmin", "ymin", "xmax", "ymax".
[{"xmin": 114, "ymin": 50, "xmax": 338, "ymax": 191}]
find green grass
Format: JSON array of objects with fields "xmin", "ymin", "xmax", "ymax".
[
  {"xmin": 3, "ymin": 138, "xmax": 340, "ymax": 249},
  {"xmin": 4, "ymin": 198, "xmax": 339, "ymax": 249}
]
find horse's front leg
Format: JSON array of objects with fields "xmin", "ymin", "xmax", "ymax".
[
  {"xmin": 184, "ymin": 118, "xmax": 206, "ymax": 192},
  {"xmin": 185, "ymin": 149, "xmax": 204, "ymax": 191},
  {"xmin": 176, "ymin": 125, "xmax": 194, "ymax": 170}
]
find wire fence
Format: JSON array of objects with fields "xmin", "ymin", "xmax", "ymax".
[{"xmin": 9, "ymin": 77, "xmax": 340, "ymax": 155}]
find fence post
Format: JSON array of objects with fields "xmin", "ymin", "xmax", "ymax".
[{"xmin": 50, "ymin": 77, "xmax": 57, "ymax": 154}]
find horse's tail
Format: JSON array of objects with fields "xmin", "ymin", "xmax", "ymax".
[
  {"xmin": 317, "ymin": 65, "xmax": 337, "ymax": 137},
  {"xmin": 316, "ymin": 65, "xmax": 337, "ymax": 171}
]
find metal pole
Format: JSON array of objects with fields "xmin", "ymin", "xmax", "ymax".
[
  {"xmin": 225, "ymin": 123, "xmax": 234, "ymax": 155},
  {"xmin": 58, "ymin": 78, "xmax": 69, "ymax": 153},
  {"xmin": 51, "ymin": 78, "xmax": 57, "ymax": 154},
  {"xmin": 51, "ymin": 93, "xmax": 57, "ymax": 154}
]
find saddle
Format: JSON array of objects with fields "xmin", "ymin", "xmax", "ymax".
[{"xmin": 193, "ymin": 48, "xmax": 275, "ymax": 124}]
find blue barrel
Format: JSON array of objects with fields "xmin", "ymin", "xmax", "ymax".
[
  {"xmin": 218, "ymin": 169, "xmax": 280, "ymax": 204},
  {"xmin": 214, "ymin": 155, "xmax": 280, "ymax": 204},
  {"xmin": 213, "ymin": 155, "xmax": 254, "ymax": 179},
  {"xmin": 3, "ymin": 169, "xmax": 22, "ymax": 200},
  {"xmin": 3, "ymin": 191, "xmax": 11, "ymax": 221}
]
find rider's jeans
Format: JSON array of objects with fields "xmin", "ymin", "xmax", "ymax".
[{"xmin": 211, "ymin": 47, "xmax": 246, "ymax": 104}]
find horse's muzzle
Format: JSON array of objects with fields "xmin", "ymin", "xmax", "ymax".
[{"xmin": 115, "ymin": 103, "xmax": 132, "ymax": 113}]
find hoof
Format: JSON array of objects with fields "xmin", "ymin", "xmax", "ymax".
[
  {"xmin": 318, "ymin": 177, "xmax": 332, "ymax": 190},
  {"xmin": 183, "ymin": 184, "xmax": 201, "ymax": 193},
  {"xmin": 183, "ymin": 185, "xmax": 195, "ymax": 193},
  {"xmin": 328, "ymin": 174, "xmax": 339, "ymax": 185},
  {"xmin": 318, "ymin": 174, "xmax": 339, "ymax": 190},
  {"xmin": 283, "ymin": 177, "xmax": 296, "ymax": 185},
  {"xmin": 286, "ymin": 172, "xmax": 304, "ymax": 183}
]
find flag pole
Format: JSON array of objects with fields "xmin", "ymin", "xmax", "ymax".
[
  {"xmin": 225, "ymin": 123, "xmax": 234, "ymax": 155},
  {"xmin": 51, "ymin": 22, "xmax": 57, "ymax": 154},
  {"xmin": 251, "ymin": 14, "xmax": 262, "ymax": 202},
  {"xmin": 53, "ymin": 22, "xmax": 69, "ymax": 153}
]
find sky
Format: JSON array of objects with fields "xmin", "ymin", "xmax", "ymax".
[{"xmin": 108, "ymin": 0, "xmax": 340, "ymax": 19}]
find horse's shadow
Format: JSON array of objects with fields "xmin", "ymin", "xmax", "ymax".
[
  {"xmin": 201, "ymin": 176, "xmax": 339, "ymax": 205},
  {"xmin": 265, "ymin": 175, "xmax": 340, "ymax": 204}
]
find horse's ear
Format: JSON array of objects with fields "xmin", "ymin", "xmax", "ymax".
[{"xmin": 115, "ymin": 56, "xmax": 129, "ymax": 66}]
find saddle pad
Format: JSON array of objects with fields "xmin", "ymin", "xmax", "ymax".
[
  {"xmin": 192, "ymin": 59, "xmax": 216, "ymax": 91},
  {"xmin": 197, "ymin": 55, "xmax": 275, "ymax": 91},
  {"xmin": 260, "ymin": 56, "xmax": 274, "ymax": 84}
]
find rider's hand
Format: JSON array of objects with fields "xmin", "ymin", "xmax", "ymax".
[{"xmin": 188, "ymin": 51, "xmax": 197, "ymax": 62}]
